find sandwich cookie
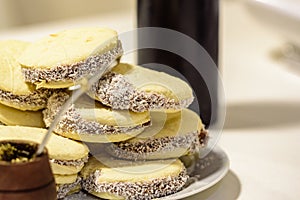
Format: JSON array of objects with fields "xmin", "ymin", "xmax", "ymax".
[
  {"xmin": 0, "ymin": 101, "xmax": 45, "ymax": 128},
  {"xmin": 0, "ymin": 40, "xmax": 52, "ymax": 111},
  {"xmin": 0, "ymin": 125, "xmax": 89, "ymax": 175},
  {"xmin": 80, "ymin": 156, "xmax": 189, "ymax": 200},
  {"xmin": 55, "ymin": 174, "xmax": 81, "ymax": 199},
  {"xmin": 88, "ymin": 63, "xmax": 194, "ymax": 112},
  {"xmin": 43, "ymin": 91, "xmax": 151, "ymax": 143},
  {"xmin": 19, "ymin": 27, "xmax": 123, "ymax": 89},
  {"xmin": 107, "ymin": 109, "xmax": 208, "ymax": 160}
]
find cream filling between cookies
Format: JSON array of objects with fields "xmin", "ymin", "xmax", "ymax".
[
  {"xmin": 108, "ymin": 129, "xmax": 208, "ymax": 160},
  {"xmin": 55, "ymin": 112, "xmax": 151, "ymax": 136},
  {"xmin": 43, "ymin": 92, "xmax": 151, "ymax": 136},
  {"xmin": 21, "ymin": 40, "xmax": 123, "ymax": 85},
  {"xmin": 50, "ymin": 156, "xmax": 88, "ymax": 167},
  {"xmin": 82, "ymin": 169, "xmax": 189, "ymax": 200},
  {"xmin": 0, "ymin": 88, "xmax": 52, "ymax": 110}
]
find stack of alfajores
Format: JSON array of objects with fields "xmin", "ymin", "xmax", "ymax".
[{"xmin": 0, "ymin": 27, "xmax": 208, "ymax": 200}]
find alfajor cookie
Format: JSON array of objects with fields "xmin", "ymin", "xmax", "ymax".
[
  {"xmin": 0, "ymin": 102, "xmax": 45, "ymax": 128},
  {"xmin": 88, "ymin": 63, "xmax": 194, "ymax": 112},
  {"xmin": 80, "ymin": 155, "xmax": 189, "ymax": 200},
  {"xmin": 107, "ymin": 109, "xmax": 208, "ymax": 160},
  {"xmin": 0, "ymin": 125, "xmax": 89, "ymax": 175},
  {"xmin": 43, "ymin": 91, "xmax": 151, "ymax": 143},
  {"xmin": 55, "ymin": 174, "xmax": 82, "ymax": 199},
  {"xmin": 19, "ymin": 27, "xmax": 123, "ymax": 89},
  {"xmin": 0, "ymin": 40, "xmax": 52, "ymax": 111}
]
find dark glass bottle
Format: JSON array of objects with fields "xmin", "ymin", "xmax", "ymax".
[{"xmin": 137, "ymin": 0, "xmax": 219, "ymax": 127}]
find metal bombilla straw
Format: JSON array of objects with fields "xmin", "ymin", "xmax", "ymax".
[{"xmin": 35, "ymin": 60, "xmax": 118, "ymax": 156}]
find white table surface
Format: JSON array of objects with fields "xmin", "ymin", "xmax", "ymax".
[
  {"xmin": 1, "ymin": 1, "xmax": 299, "ymax": 199},
  {"xmin": 215, "ymin": 1, "xmax": 300, "ymax": 200}
]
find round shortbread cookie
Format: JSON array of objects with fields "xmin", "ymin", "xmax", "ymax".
[
  {"xmin": 107, "ymin": 109, "xmax": 208, "ymax": 160},
  {"xmin": 88, "ymin": 63, "xmax": 194, "ymax": 112},
  {"xmin": 19, "ymin": 27, "xmax": 123, "ymax": 89},
  {"xmin": 43, "ymin": 91, "xmax": 150, "ymax": 143},
  {"xmin": 80, "ymin": 155, "xmax": 189, "ymax": 200}
]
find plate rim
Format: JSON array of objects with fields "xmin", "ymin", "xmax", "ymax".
[{"xmin": 158, "ymin": 145, "xmax": 230, "ymax": 200}]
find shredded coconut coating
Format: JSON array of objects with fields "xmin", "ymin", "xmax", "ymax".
[
  {"xmin": 89, "ymin": 72, "xmax": 194, "ymax": 112},
  {"xmin": 0, "ymin": 88, "xmax": 53, "ymax": 110},
  {"xmin": 43, "ymin": 92, "xmax": 150, "ymax": 136},
  {"xmin": 57, "ymin": 177, "xmax": 82, "ymax": 199},
  {"xmin": 107, "ymin": 129, "xmax": 208, "ymax": 160},
  {"xmin": 50, "ymin": 156, "xmax": 88, "ymax": 167},
  {"xmin": 82, "ymin": 169, "xmax": 188, "ymax": 200},
  {"xmin": 22, "ymin": 40, "xmax": 123, "ymax": 84}
]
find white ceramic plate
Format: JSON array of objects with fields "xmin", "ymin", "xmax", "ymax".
[
  {"xmin": 66, "ymin": 146, "xmax": 229, "ymax": 200},
  {"xmin": 158, "ymin": 146, "xmax": 229, "ymax": 200}
]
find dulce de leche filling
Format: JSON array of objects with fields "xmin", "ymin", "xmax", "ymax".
[{"xmin": 49, "ymin": 156, "xmax": 88, "ymax": 167}]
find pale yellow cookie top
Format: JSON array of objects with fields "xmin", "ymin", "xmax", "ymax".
[
  {"xmin": 112, "ymin": 63, "xmax": 193, "ymax": 101},
  {"xmin": 128, "ymin": 109, "xmax": 203, "ymax": 142},
  {"xmin": 19, "ymin": 27, "xmax": 118, "ymax": 69},
  {"xmin": 0, "ymin": 125, "xmax": 89, "ymax": 160},
  {"xmin": 54, "ymin": 174, "xmax": 78, "ymax": 184},
  {"xmin": 0, "ymin": 102, "xmax": 45, "ymax": 128},
  {"xmin": 81, "ymin": 156, "xmax": 184, "ymax": 183},
  {"xmin": 0, "ymin": 40, "xmax": 36, "ymax": 95},
  {"xmin": 75, "ymin": 94, "xmax": 150, "ymax": 127}
]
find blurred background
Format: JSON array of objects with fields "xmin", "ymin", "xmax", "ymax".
[
  {"xmin": 0, "ymin": 0, "xmax": 300, "ymax": 199},
  {"xmin": 0, "ymin": 0, "xmax": 135, "ymax": 29}
]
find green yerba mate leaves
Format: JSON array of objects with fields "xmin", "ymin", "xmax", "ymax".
[{"xmin": 0, "ymin": 142, "xmax": 36, "ymax": 163}]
